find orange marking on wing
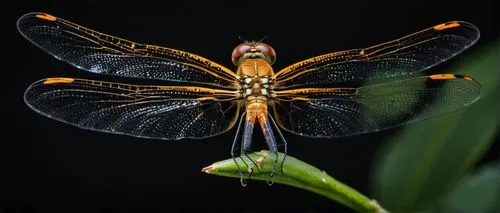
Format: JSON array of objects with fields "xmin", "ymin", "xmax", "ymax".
[
  {"xmin": 463, "ymin": 76, "xmax": 473, "ymax": 81},
  {"xmin": 197, "ymin": 97, "xmax": 215, "ymax": 101},
  {"xmin": 35, "ymin": 13, "xmax": 57, "ymax": 21},
  {"xmin": 292, "ymin": 97, "xmax": 313, "ymax": 101},
  {"xmin": 156, "ymin": 86, "xmax": 236, "ymax": 95},
  {"xmin": 433, "ymin": 21, "xmax": 460, "ymax": 31},
  {"xmin": 429, "ymin": 74, "xmax": 456, "ymax": 80},
  {"xmin": 273, "ymin": 88, "xmax": 349, "ymax": 96},
  {"xmin": 43, "ymin": 78, "xmax": 75, "ymax": 84}
]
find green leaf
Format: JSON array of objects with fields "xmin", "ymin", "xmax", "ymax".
[
  {"xmin": 203, "ymin": 150, "xmax": 388, "ymax": 213},
  {"xmin": 371, "ymin": 40, "xmax": 500, "ymax": 212},
  {"xmin": 440, "ymin": 162, "xmax": 500, "ymax": 213}
]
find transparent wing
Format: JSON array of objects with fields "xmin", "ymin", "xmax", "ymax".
[
  {"xmin": 17, "ymin": 12, "xmax": 238, "ymax": 88},
  {"xmin": 273, "ymin": 21, "xmax": 480, "ymax": 89},
  {"xmin": 25, "ymin": 78, "xmax": 241, "ymax": 140},
  {"xmin": 271, "ymin": 74, "xmax": 481, "ymax": 138}
]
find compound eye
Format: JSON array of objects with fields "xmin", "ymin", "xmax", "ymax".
[
  {"xmin": 255, "ymin": 43, "xmax": 276, "ymax": 65},
  {"xmin": 231, "ymin": 43, "xmax": 252, "ymax": 66}
]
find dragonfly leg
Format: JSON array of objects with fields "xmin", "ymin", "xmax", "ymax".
[
  {"xmin": 231, "ymin": 112, "xmax": 247, "ymax": 186},
  {"xmin": 268, "ymin": 113, "xmax": 287, "ymax": 175},
  {"xmin": 242, "ymin": 149, "xmax": 260, "ymax": 179}
]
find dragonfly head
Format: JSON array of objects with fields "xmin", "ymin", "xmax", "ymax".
[{"xmin": 232, "ymin": 42, "xmax": 276, "ymax": 66}]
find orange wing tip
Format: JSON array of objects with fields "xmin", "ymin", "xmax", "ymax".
[
  {"xmin": 35, "ymin": 13, "xmax": 57, "ymax": 21},
  {"xmin": 429, "ymin": 74, "xmax": 456, "ymax": 80},
  {"xmin": 434, "ymin": 21, "xmax": 461, "ymax": 31},
  {"xmin": 43, "ymin": 78, "xmax": 75, "ymax": 84}
]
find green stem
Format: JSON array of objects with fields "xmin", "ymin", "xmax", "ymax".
[{"xmin": 202, "ymin": 150, "xmax": 388, "ymax": 213}]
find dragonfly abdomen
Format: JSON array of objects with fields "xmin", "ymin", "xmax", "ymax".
[{"xmin": 243, "ymin": 99, "xmax": 277, "ymax": 152}]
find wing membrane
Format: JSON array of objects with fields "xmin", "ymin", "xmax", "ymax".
[
  {"xmin": 25, "ymin": 78, "xmax": 241, "ymax": 140},
  {"xmin": 17, "ymin": 12, "xmax": 238, "ymax": 88},
  {"xmin": 272, "ymin": 74, "xmax": 481, "ymax": 138},
  {"xmin": 273, "ymin": 21, "xmax": 479, "ymax": 88}
]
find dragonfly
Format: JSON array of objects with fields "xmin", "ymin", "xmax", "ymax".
[{"xmin": 18, "ymin": 12, "xmax": 481, "ymax": 185}]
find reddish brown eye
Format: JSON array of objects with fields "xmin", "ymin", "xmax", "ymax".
[
  {"xmin": 231, "ymin": 42, "xmax": 277, "ymax": 66},
  {"xmin": 231, "ymin": 43, "xmax": 252, "ymax": 66},
  {"xmin": 255, "ymin": 43, "xmax": 276, "ymax": 65}
]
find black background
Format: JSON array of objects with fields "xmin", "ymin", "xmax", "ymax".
[{"xmin": 4, "ymin": 1, "xmax": 499, "ymax": 212}]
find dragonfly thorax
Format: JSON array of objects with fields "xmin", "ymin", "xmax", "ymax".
[
  {"xmin": 240, "ymin": 75, "xmax": 271, "ymax": 98},
  {"xmin": 237, "ymin": 59, "xmax": 274, "ymax": 98}
]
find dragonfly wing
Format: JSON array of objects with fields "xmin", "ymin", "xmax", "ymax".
[
  {"xmin": 25, "ymin": 78, "xmax": 241, "ymax": 140},
  {"xmin": 271, "ymin": 74, "xmax": 481, "ymax": 138},
  {"xmin": 273, "ymin": 21, "xmax": 479, "ymax": 88},
  {"xmin": 17, "ymin": 12, "xmax": 238, "ymax": 88}
]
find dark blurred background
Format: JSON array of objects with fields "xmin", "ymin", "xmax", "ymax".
[{"xmin": 3, "ymin": 0, "xmax": 498, "ymax": 212}]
